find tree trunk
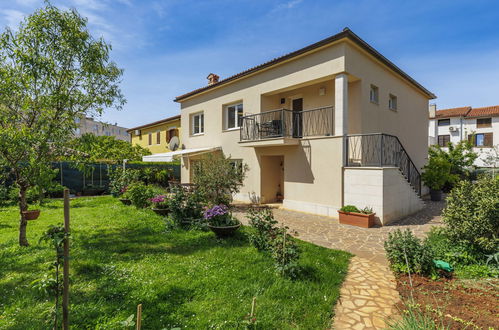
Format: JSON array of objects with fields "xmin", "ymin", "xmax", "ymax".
[{"xmin": 18, "ymin": 185, "xmax": 29, "ymax": 246}]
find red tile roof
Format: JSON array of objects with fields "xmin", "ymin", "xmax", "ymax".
[
  {"xmin": 174, "ymin": 28, "xmax": 435, "ymax": 102},
  {"xmin": 432, "ymin": 107, "xmax": 471, "ymax": 119},
  {"xmin": 467, "ymin": 105, "xmax": 499, "ymax": 118},
  {"xmin": 126, "ymin": 115, "xmax": 180, "ymax": 132}
]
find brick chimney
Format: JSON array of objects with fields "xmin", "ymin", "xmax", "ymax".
[{"xmin": 207, "ymin": 73, "xmax": 220, "ymax": 85}]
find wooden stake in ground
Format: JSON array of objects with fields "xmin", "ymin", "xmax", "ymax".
[
  {"xmin": 62, "ymin": 189, "xmax": 70, "ymax": 329},
  {"xmin": 136, "ymin": 304, "xmax": 142, "ymax": 330}
]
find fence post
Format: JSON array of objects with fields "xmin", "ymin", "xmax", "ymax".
[{"xmin": 62, "ymin": 189, "xmax": 70, "ymax": 329}]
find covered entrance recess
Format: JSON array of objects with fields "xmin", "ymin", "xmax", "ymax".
[{"xmin": 260, "ymin": 155, "xmax": 284, "ymax": 203}]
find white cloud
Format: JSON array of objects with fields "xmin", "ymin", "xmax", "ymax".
[
  {"xmin": 274, "ymin": 0, "xmax": 303, "ymax": 11},
  {"xmin": 0, "ymin": 9, "xmax": 26, "ymax": 29}
]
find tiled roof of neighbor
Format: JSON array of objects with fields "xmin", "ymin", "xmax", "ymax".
[
  {"xmin": 467, "ymin": 105, "xmax": 499, "ymax": 118},
  {"xmin": 432, "ymin": 107, "xmax": 471, "ymax": 119},
  {"xmin": 174, "ymin": 28, "xmax": 435, "ymax": 102},
  {"xmin": 432, "ymin": 105, "xmax": 499, "ymax": 119},
  {"xmin": 126, "ymin": 115, "xmax": 180, "ymax": 132}
]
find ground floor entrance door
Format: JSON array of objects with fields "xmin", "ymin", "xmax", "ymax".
[{"xmin": 260, "ymin": 155, "xmax": 284, "ymax": 203}]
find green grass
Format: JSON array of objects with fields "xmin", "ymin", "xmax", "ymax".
[{"xmin": 0, "ymin": 196, "xmax": 351, "ymax": 329}]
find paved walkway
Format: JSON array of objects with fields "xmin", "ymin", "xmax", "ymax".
[{"xmin": 234, "ymin": 198, "xmax": 445, "ymax": 329}]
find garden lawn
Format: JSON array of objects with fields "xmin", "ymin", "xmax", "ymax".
[{"xmin": 0, "ymin": 196, "xmax": 351, "ymax": 329}]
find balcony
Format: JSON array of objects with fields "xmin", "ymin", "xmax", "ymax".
[{"xmin": 239, "ymin": 106, "xmax": 334, "ymax": 146}]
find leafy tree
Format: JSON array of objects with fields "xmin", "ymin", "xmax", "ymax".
[
  {"xmin": 0, "ymin": 4, "xmax": 124, "ymax": 246},
  {"xmin": 428, "ymin": 141, "xmax": 478, "ymax": 178},
  {"xmin": 70, "ymin": 133, "xmax": 151, "ymax": 163},
  {"xmin": 192, "ymin": 153, "xmax": 248, "ymax": 205}
]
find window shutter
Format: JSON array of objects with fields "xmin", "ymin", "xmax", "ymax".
[
  {"xmin": 148, "ymin": 133, "xmax": 152, "ymax": 145},
  {"xmin": 484, "ymin": 133, "xmax": 493, "ymax": 147}
]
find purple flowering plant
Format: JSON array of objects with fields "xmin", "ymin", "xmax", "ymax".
[
  {"xmin": 203, "ymin": 204, "xmax": 239, "ymax": 226},
  {"xmin": 149, "ymin": 194, "xmax": 169, "ymax": 209}
]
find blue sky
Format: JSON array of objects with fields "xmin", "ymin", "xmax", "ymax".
[{"xmin": 1, "ymin": 0, "xmax": 499, "ymax": 128}]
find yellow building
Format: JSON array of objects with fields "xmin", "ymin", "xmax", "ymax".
[{"xmin": 127, "ymin": 115, "xmax": 181, "ymax": 155}]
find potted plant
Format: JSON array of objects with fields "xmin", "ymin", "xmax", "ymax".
[
  {"xmin": 204, "ymin": 204, "xmax": 241, "ymax": 238},
  {"xmin": 22, "ymin": 209, "xmax": 41, "ymax": 221},
  {"xmin": 338, "ymin": 205, "xmax": 375, "ymax": 228},
  {"xmin": 150, "ymin": 194, "xmax": 170, "ymax": 216},
  {"xmin": 421, "ymin": 156, "xmax": 456, "ymax": 201},
  {"xmin": 119, "ymin": 186, "xmax": 132, "ymax": 205}
]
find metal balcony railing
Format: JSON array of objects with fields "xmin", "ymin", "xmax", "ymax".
[
  {"xmin": 240, "ymin": 106, "xmax": 334, "ymax": 142},
  {"xmin": 346, "ymin": 133, "xmax": 422, "ymax": 196}
]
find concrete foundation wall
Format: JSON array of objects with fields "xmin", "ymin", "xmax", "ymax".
[{"xmin": 344, "ymin": 167, "xmax": 424, "ymax": 225}]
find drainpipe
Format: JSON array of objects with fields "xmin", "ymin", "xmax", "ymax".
[{"xmin": 460, "ymin": 116, "xmax": 464, "ymax": 141}]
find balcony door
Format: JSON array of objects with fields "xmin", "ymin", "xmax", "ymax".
[{"xmin": 292, "ymin": 98, "xmax": 303, "ymax": 138}]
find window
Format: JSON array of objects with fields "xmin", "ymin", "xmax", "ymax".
[
  {"xmin": 225, "ymin": 102, "xmax": 243, "ymax": 130},
  {"xmin": 191, "ymin": 112, "xmax": 204, "ymax": 135},
  {"xmin": 437, "ymin": 135, "xmax": 450, "ymax": 147},
  {"xmin": 369, "ymin": 85, "xmax": 379, "ymax": 104},
  {"xmin": 156, "ymin": 130, "xmax": 161, "ymax": 144},
  {"xmin": 75, "ymin": 117, "xmax": 81, "ymax": 124},
  {"xmin": 469, "ymin": 133, "xmax": 493, "ymax": 147},
  {"xmin": 477, "ymin": 118, "xmax": 492, "ymax": 128},
  {"xmin": 94, "ymin": 124, "xmax": 99, "ymax": 132},
  {"xmin": 148, "ymin": 133, "xmax": 152, "ymax": 145},
  {"xmin": 388, "ymin": 94, "xmax": 397, "ymax": 110},
  {"xmin": 437, "ymin": 119, "xmax": 451, "ymax": 126}
]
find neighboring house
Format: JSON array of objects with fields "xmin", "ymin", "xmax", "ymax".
[
  {"xmin": 75, "ymin": 117, "xmax": 129, "ymax": 141},
  {"xmin": 127, "ymin": 115, "xmax": 181, "ymax": 160},
  {"xmin": 174, "ymin": 28, "xmax": 435, "ymax": 225},
  {"xmin": 429, "ymin": 105, "xmax": 499, "ymax": 167}
]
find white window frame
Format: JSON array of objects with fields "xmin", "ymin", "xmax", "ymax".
[
  {"xmin": 224, "ymin": 102, "xmax": 243, "ymax": 130},
  {"xmin": 370, "ymin": 84, "xmax": 379, "ymax": 104},
  {"xmin": 388, "ymin": 94, "xmax": 397, "ymax": 111},
  {"xmin": 191, "ymin": 112, "xmax": 204, "ymax": 135}
]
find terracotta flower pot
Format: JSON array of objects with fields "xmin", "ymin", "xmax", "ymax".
[
  {"xmin": 338, "ymin": 211, "xmax": 375, "ymax": 228},
  {"xmin": 22, "ymin": 210, "xmax": 41, "ymax": 221},
  {"xmin": 119, "ymin": 198, "xmax": 132, "ymax": 205},
  {"xmin": 152, "ymin": 208, "xmax": 169, "ymax": 216},
  {"xmin": 208, "ymin": 223, "xmax": 241, "ymax": 238}
]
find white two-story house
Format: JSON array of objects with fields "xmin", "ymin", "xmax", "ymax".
[
  {"xmin": 429, "ymin": 105, "xmax": 499, "ymax": 167},
  {"xmin": 174, "ymin": 28, "xmax": 435, "ymax": 225}
]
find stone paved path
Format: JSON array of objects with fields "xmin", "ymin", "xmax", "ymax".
[{"xmin": 234, "ymin": 198, "xmax": 445, "ymax": 329}]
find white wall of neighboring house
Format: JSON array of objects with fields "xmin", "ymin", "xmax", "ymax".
[
  {"xmin": 429, "ymin": 112, "xmax": 499, "ymax": 167},
  {"xmin": 75, "ymin": 117, "xmax": 130, "ymax": 141}
]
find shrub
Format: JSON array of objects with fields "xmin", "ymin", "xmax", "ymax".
[
  {"xmin": 421, "ymin": 156, "xmax": 456, "ymax": 191},
  {"xmin": 193, "ymin": 153, "xmax": 248, "ymax": 205},
  {"xmin": 442, "ymin": 176, "xmax": 499, "ymax": 254},
  {"xmin": 166, "ymin": 185, "xmax": 204, "ymax": 227},
  {"xmin": 384, "ymin": 229, "xmax": 434, "ymax": 275},
  {"xmin": 247, "ymin": 208, "xmax": 279, "ymax": 251},
  {"xmin": 270, "ymin": 227, "xmax": 300, "ymax": 278},
  {"xmin": 149, "ymin": 195, "xmax": 169, "ymax": 209},
  {"xmin": 247, "ymin": 208, "xmax": 300, "ymax": 278},
  {"xmin": 108, "ymin": 168, "xmax": 140, "ymax": 197},
  {"xmin": 123, "ymin": 182, "xmax": 156, "ymax": 208}
]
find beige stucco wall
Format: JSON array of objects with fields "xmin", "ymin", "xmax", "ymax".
[
  {"xmin": 344, "ymin": 41, "xmax": 429, "ymax": 170},
  {"xmin": 344, "ymin": 167, "xmax": 424, "ymax": 225}
]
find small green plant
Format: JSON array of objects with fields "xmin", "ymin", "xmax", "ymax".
[
  {"xmin": 270, "ymin": 226, "xmax": 300, "ymax": 278},
  {"xmin": 123, "ymin": 182, "xmax": 157, "ymax": 208},
  {"xmin": 388, "ymin": 304, "xmax": 448, "ymax": 330},
  {"xmin": 108, "ymin": 168, "xmax": 140, "ymax": 197},
  {"xmin": 384, "ymin": 229, "xmax": 434, "ymax": 275},
  {"xmin": 247, "ymin": 208, "xmax": 279, "ymax": 251},
  {"xmin": 359, "ymin": 206, "xmax": 373, "ymax": 214},
  {"xmin": 340, "ymin": 205, "xmax": 360, "ymax": 213},
  {"xmin": 166, "ymin": 185, "xmax": 204, "ymax": 227},
  {"xmin": 37, "ymin": 224, "xmax": 69, "ymax": 329}
]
